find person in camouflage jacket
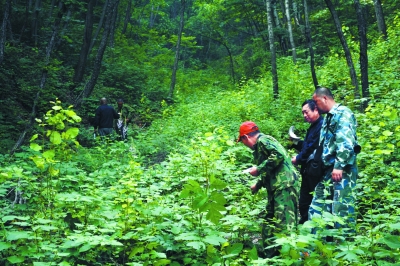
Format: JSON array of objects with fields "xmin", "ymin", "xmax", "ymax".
[
  {"xmin": 115, "ymin": 98, "xmax": 134, "ymax": 141},
  {"xmin": 310, "ymin": 87, "xmax": 359, "ymax": 237},
  {"xmin": 238, "ymin": 121, "xmax": 298, "ymax": 258}
]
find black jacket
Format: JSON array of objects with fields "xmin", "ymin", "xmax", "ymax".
[
  {"xmin": 292, "ymin": 116, "xmax": 324, "ymax": 173},
  {"xmin": 94, "ymin": 104, "xmax": 119, "ymax": 129}
]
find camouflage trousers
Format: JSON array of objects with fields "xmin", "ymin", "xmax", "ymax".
[
  {"xmin": 262, "ymin": 186, "xmax": 298, "ymax": 257},
  {"xmin": 309, "ymin": 164, "xmax": 357, "ymax": 233}
]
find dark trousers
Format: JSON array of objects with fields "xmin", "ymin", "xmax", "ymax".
[{"xmin": 299, "ymin": 173, "xmax": 321, "ymax": 224}]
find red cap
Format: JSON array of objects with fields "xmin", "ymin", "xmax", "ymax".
[{"xmin": 237, "ymin": 121, "xmax": 259, "ymax": 142}]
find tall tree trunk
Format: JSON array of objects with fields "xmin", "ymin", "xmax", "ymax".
[
  {"xmin": 303, "ymin": 0, "xmax": 318, "ymax": 88},
  {"xmin": 108, "ymin": 0, "xmax": 119, "ymax": 48},
  {"xmin": 73, "ymin": 0, "xmax": 95, "ymax": 83},
  {"xmin": 122, "ymin": 0, "xmax": 132, "ymax": 34},
  {"xmin": 168, "ymin": 0, "xmax": 185, "ymax": 100},
  {"xmin": 266, "ymin": 0, "xmax": 278, "ymax": 98},
  {"xmin": 11, "ymin": 1, "xmax": 66, "ymax": 154},
  {"xmin": 324, "ymin": 0, "xmax": 359, "ymax": 99},
  {"xmin": 31, "ymin": 0, "xmax": 41, "ymax": 46},
  {"xmin": 284, "ymin": 0, "xmax": 297, "ymax": 63},
  {"xmin": 0, "ymin": 0, "xmax": 12, "ymax": 64},
  {"xmin": 373, "ymin": 0, "xmax": 387, "ymax": 40},
  {"xmin": 74, "ymin": 0, "xmax": 120, "ymax": 109},
  {"xmin": 88, "ymin": 0, "xmax": 109, "ymax": 56},
  {"xmin": 354, "ymin": 0, "xmax": 369, "ymax": 110}
]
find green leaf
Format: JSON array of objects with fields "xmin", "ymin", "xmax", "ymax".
[
  {"xmin": 186, "ymin": 241, "xmax": 205, "ymax": 250},
  {"xmin": 31, "ymin": 156, "xmax": 45, "ymax": 169},
  {"xmin": 30, "ymin": 134, "xmax": 39, "ymax": 141},
  {"xmin": 371, "ymin": 126, "xmax": 380, "ymax": 132},
  {"xmin": 0, "ymin": 241, "xmax": 11, "ymax": 251},
  {"xmin": 223, "ymin": 243, "xmax": 243, "ymax": 258},
  {"xmin": 203, "ymin": 235, "xmax": 226, "ymax": 245},
  {"xmin": 79, "ymin": 244, "xmax": 92, "ymax": 253},
  {"xmin": 248, "ymin": 246, "xmax": 258, "ymax": 260},
  {"xmin": 7, "ymin": 256, "xmax": 24, "ymax": 264},
  {"xmin": 206, "ymin": 208, "xmax": 223, "ymax": 224},
  {"xmin": 382, "ymin": 130, "xmax": 393, "ymax": 137},
  {"xmin": 6, "ymin": 231, "xmax": 31, "ymax": 241},
  {"xmin": 33, "ymin": 262, "xmax": 52, "ymax": 266},
  {"xmin": 154, "ymin": 259, "xmax": 171, "ymax": 266},
  {"xmin": 50, "ymin": 131, "xmax": 62, "ymax": 145},
  {"xmin": 378, "ymin": 235, "xmax": 400, "ymax": 249},
  {"xmin": 65, "ymin": 127, "xmax": 79, "ymax": 139},
  {"xmin": 52, "ymin": 106, "xmax": 62, "ymax": 110},
  {"xmin": 43, "ymin": 149, "xmax": 55, "ymax": 160},
  {"xmin": 30, "ymin": 143, "xmax": 42, "ymax": 151}
]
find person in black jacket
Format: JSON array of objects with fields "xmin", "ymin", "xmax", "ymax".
[
  {"xmin": 291, "ymin": 99, "xmax": 323, "ymax": 224},
  {"xmin": 94, "ymin": 98, "xmax": 119, "ymax": 139}
]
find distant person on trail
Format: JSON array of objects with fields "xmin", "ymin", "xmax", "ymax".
[
  {"xmin": 94, "ymin": 97, "xmax": 119, "ymax": 139},
  {"xmin": 309, "ymin": 87, "xmax": 359, "ymax": 238},
  {"xmin": 238, "ymin": 121, "xmax": 298, "ymax": 258},
  {"xmin": 115, "ymin": 98, "xmax": 134, "ymax": 141},
  {"xmin": 290, "ymin": 99, "xmax": 323, "ymax": 224}
]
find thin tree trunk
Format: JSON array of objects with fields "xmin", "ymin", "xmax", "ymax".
[
  {"xmin": 108, "ymin": 0, "xmax": 119, "ymax": 47},
  {"xmin": 31, "ymin": 0, "xmax": 41, "ymax": 46},
  {"xmin": 0, "ymin": 0, "xmax": 11, "ymax": 64},
  {"xmin": 324, "ymin": 0, "xmax": 359, "ymax": 99},
  {"xmin": 73, "ymin": 0, "xmax": 95, "ymax": 83},
  {"xmin": 168, "ymin": 0, "xmax": 185, "ymax": 100},
  {"xmin": 266, "ymin": 0, "xmax": 278, "ymax": 98},
  {"xmin": 373, "ymin": 0, "xmax": 387, "ymax": 40},
  {"xmin": 74, "ymin": 0, "xmax": 119, "ymax": 109},
  {"xmin": 11, "ymin": 1, "xmax": 66, "ymax": 154},
  {"xmin": 122, "ymin": 0, "xmax": 132, "ymax": 34},
  {"xmin": 354, "ymin": 0, "xmax": 369, "ymax": 110},
  {"xmin": 285, "ymin": 0, "xmax": 297, "ymax": 63},
  {"xmin": 303, "ymin": 0, "xmax": 318, "ymax": 88},
  {"xmin": 88, "ymin": 0, "xmax": 109, "ymax": 56}
]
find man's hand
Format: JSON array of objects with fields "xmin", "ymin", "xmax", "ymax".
[
  {"xmin": 331, "ymin": 169, "xmax": 343, "ymax": 182},
  {"xmin": 291, "ymin": 156, "xmax": 297, "ymax": 165},
  {"xmin": 250, "ymin": 184, "xmax": 259, "ymax": 194}
]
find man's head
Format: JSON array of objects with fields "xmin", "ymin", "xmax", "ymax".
[
  {"xmin": 237, "ymin": 121, "xmax": 260, "ymax": 149},
  {"xmin": 312, "ymin": 87, "xmax": 335, "ymax": 114},
  {"xmin": 302, "ymin": 99, "xmax": 320, "ymax": 124},
  {"xmin": 100, "ymin": 97, "xmax": 107, "ymax": 105},
  {"xmin": 117, "ymin": 98, "xmax": 124, "ymax": 107}
]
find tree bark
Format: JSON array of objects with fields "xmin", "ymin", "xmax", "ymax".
[
  {"xmin": 266, "ymin": 0, "xmax": 278, "ymax": 98},
  {"xmin": 373, "ymin": 0, "xmax": 387, "ymax": 40},
  {"xmin": 122, "ymin": 0, "xmax": 132, "ymax": 34},
  {"xmin": 73, "ymin": 0, "xmax": 95, "ymax": 83},
  {"xmin": 354, "ymin": 0, "xmax": 369, "ymax": 110},
  {"xmin": 74, "ymin": 0, "xmax": 120, "ymax": 109},
  {"xmin": 31, "ymin": 0, "xmax": 42, "ymax": 46},
  {"xmin": 88, "ymin": 0, "xmax": 109, "ymax": 56},
  {"xmin": 284, "ymin": 0, "xmax": 297, "ymax": 63},
  {"xmin": 324, "ymin": 0, "xmax": 359, "ymax": 99},
  {"xmin": 303, "ymin": 0, "xmax": 318, "ymax": 88},
  {"xmin": 11, "ymin": 1, "xmax": 66, "ymax": 154},
  {"xmin": 168, "ymin": 0, "xmax": 185, "ymax": 100},
  {"xmin": 0, "ymin": 0, "xmax": 12, "ymax": 64}
]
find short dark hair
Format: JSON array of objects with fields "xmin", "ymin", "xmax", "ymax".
[
  {"xmin": 314, "ymin": 87, "xmax": 334, "ymax": 99},
  {"xmin": 302, "ymin": 99, "xmax": 318, "ymax": 111},
  {"xmin": 117, "ymin": 98, "xmax": 124, "ymax": 103}
]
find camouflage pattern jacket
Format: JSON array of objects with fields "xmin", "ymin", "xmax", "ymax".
[
  {"xmin": 320, "ymin": 104, "xmax": 358, "ymax": 170},
  {"xmin": 116, "ymin": 104, "xmax": 134, "ymax": 126},
  {"xmin": 253, "ymin": 134, "xmax": 298, "ymax": 192}
]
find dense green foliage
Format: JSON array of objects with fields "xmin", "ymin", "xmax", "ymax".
[
  {"xmin": 1, "ymin": 17, "xmax": 400, "ymax": 263},
  {"xmin": 1, "ymin": 0, "xmax": 400, "ymax": 265}
]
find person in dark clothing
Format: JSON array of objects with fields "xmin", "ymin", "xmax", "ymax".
[
  {"xmin": 94, "ymin": 97, "xmax": 119, "ymax": 139},
  {"xmin": 290, "ymin": 99, "xmax": 323, "ymax": 224}
]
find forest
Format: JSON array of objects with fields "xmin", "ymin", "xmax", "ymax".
[{"xmin": 0, "ymin": 0, "xmax": 399, "ymax": 265}]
